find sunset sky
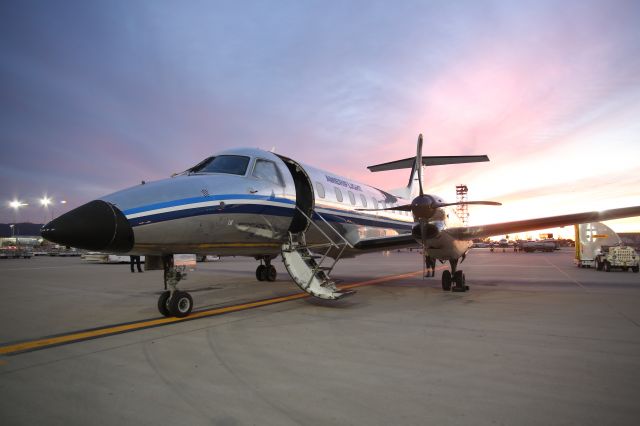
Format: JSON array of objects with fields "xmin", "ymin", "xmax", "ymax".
[{"xmin": 1, "ymin": 0, "xmax": 639, "ymax": 237}]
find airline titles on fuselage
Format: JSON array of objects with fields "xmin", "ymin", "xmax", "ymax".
[{"xmin": 325, "ymin": 175, "xmax": 362, "ymax": 192}]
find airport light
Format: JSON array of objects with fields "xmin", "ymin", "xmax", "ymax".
[
  {"xmin": 9, "ymin": 200, "xmax": 27, "ymax": 242},
  {"xmin": 9, "ymin": 200, "xmax": 28, "ymax": 208},
  {"xmin": 40, "ymin": 196, "xmax": 54, "ymax": 221}
]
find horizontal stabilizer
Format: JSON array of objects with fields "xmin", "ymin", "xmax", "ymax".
[{"xmin": 368, "ymin": 155, "xmax": 489, "ymax": 172}]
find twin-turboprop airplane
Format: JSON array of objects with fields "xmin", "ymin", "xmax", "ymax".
[{"xmin": 41, "ymin": 135, "xmax": 640, "ymax": 317}]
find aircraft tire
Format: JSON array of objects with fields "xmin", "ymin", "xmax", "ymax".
[
  {"xmin": 157, "ymin": 291, "xmax": 171, "ymax": 317},
  {"xmin": 256, "ymin": 265, "xmax": 266, "ymax": 281},
  {"xmin": 453, "ymin": 270, "xmax": 466, "ymax": 291},
  {"xmin": 442, "ymin": 270, "xmax": 452, "ymax": 291},
  {"xmin": 632, "ymin": 265, "xmax": 639, "ymax": 273},
  {"xmin": 266, "ymin": 265, "xmax": 277, "ymax": 281},
  {"xmin": 169, "ymin": 291, "xmax": 193, "ymax": 318}
]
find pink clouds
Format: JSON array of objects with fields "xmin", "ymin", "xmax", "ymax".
[{"xmin": 349, "ymin": 36, "xmax": 640, "ymax": 233}]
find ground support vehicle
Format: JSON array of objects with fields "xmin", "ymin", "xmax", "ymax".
[
  {"xmin": 521, "ymin": 240, "xmax": 557, "ymax": 253},
  {"xmin": 0, "ymin": 247, "xmax": 33, "ymax": 259},
  {"xmin": 594, "ymin": 245, "xmax": 639, "ymax": 273}
]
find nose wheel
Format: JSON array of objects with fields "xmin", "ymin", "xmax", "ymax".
[
  {"xmin": 158, "ymin": 255, "xmax": 194, "ymax": 318},
  {"xmin": 158, "ymin": 290, "xmax": 193, "ymax": 318}
]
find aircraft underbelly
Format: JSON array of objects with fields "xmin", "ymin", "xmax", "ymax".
[{"xmin": 131, "ymin": 212, "xmax": 292, "ymax": 254}]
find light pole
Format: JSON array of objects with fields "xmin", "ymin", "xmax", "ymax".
[
  {"xmin": 40, "ymin": 196, "xmax": 52, "ymax": 222},
  {"xmin": 9, "ymin": 200, "xmax": 28, "ymax": 246},
  {"xmin": 59, "ymin": 200, "xmax": 67, "ymax": 219}
]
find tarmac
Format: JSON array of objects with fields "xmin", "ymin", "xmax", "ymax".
[{"xmin": 1, "ymin": 248, "xmax": 639, "ymax": 425}]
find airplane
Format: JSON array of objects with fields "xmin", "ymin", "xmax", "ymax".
[{"xmin": 41, "ymin": 134, "xmax": 640, "ymax": 317}]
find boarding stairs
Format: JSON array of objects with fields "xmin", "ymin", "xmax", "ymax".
[{"xmin": 281, "ymin": 208, "xmax": 356, "ymax": 300}]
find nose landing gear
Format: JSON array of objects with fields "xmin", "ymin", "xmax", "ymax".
[{"xmin": 158, "ymin": 255, "xmax": 194, "ymax": 318}]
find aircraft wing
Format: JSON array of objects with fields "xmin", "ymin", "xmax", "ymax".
[
  {"xmin": 353, "ymin": 233, "xmax": 418, "ymax": 251},
  {"xmin": 446, "ymin": 206, "xmax": 640, "ymax": 240}
]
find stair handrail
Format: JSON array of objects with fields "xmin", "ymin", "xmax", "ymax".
[
  {"xmin": 294, "ymin": 206, "xmax": 353, "ymax": 249},
  {"xmin": 309, "ymin": 209, "xmax": 354, "ymax": 249}
]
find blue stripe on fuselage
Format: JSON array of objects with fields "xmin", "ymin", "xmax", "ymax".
[
  {"xmin": 312, "ymin": 210, "xmax": 413, "ymax": 231},
  {"xmin": 121, "ymin": 194, "xmax": 295, "ymax": 216},
  {"xmin": 125, "ymin": 194, "xmax": 413, "ymax": 231}
]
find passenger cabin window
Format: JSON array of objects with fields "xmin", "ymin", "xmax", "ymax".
[
  {"xmin": 315, "ymin": 182, "xmax": 325, "ymax": 198},
  {"xmin": 190, "ymin": 155, "xmax": 250, "ymax": 175},
  {"xmin": 360, "ymin": 194, "xmax": 367, "ymax": 207},
  {"xmin": 348, "ymin": 191, "xmax": 356, "ymax": 205},
  {"xmin": 252, "ymin": 159, "xmax": 283, "ymax": 186},
  {"xmin": 334, "ymin": 187, "xmax": 343, "ymax": 202}
]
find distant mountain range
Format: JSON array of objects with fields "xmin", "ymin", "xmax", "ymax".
[{"xmin": 0, "ymin": 223, "xmax": 44, "ymax": 237}]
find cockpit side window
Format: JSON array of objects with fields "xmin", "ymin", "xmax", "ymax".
[
  {"xmin": 252, "ymin": 159, "xmax": 284, "ymax": 186},
  {"xmin": 189, "ymin": 155, "xmax": 250, "ymax": 175}
]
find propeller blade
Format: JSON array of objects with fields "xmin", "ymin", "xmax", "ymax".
[
  {"xmin": 416, "ymin": 134, "xmax": 424, "ymax": 196},
  {"xmin": 435, "ymin": 201, "xmax": 502, "ymax": 208},
  {"xmin": 356, "ymin": 200, "xmax": 500, "ymax": 217}
]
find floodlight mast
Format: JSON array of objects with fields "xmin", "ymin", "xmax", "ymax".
[{"xmin": 9, "ymin": 200, "xmax": 28, "ymax": 244}]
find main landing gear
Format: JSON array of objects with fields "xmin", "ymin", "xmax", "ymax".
[
  {"xmin": 255, "ymin": 257, "xmax": 277, "ymax": 282},
  {"xmin": 441, "ymin": 258, "xmax": 469, "ymax": 292},
  {"xmin": 158, "ymin": 255, "xmax": 193, "ymax": 318}
]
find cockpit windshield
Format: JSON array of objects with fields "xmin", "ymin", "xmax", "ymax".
[{"xmin": 189, "ymin": 155, "xmax": 250, "ymax": 175}]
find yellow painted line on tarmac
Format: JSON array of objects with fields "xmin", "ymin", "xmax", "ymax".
[{"xmin": 0, "ymin": 270, "xmax": 422, "ymax": 356}]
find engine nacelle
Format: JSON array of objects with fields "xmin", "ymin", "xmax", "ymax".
[{"xmin": 412, "ymin": 223, "xmax": 440, "ymax": 241}]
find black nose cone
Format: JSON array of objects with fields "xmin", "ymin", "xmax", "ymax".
[{"xmin": 41, "ymin": 200, "xmax": 134, "ymax": 252}]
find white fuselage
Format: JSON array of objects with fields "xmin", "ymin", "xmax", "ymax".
[{"xmin": 100, "ymin": 147, "xmax": 468, "ymax": 260}]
